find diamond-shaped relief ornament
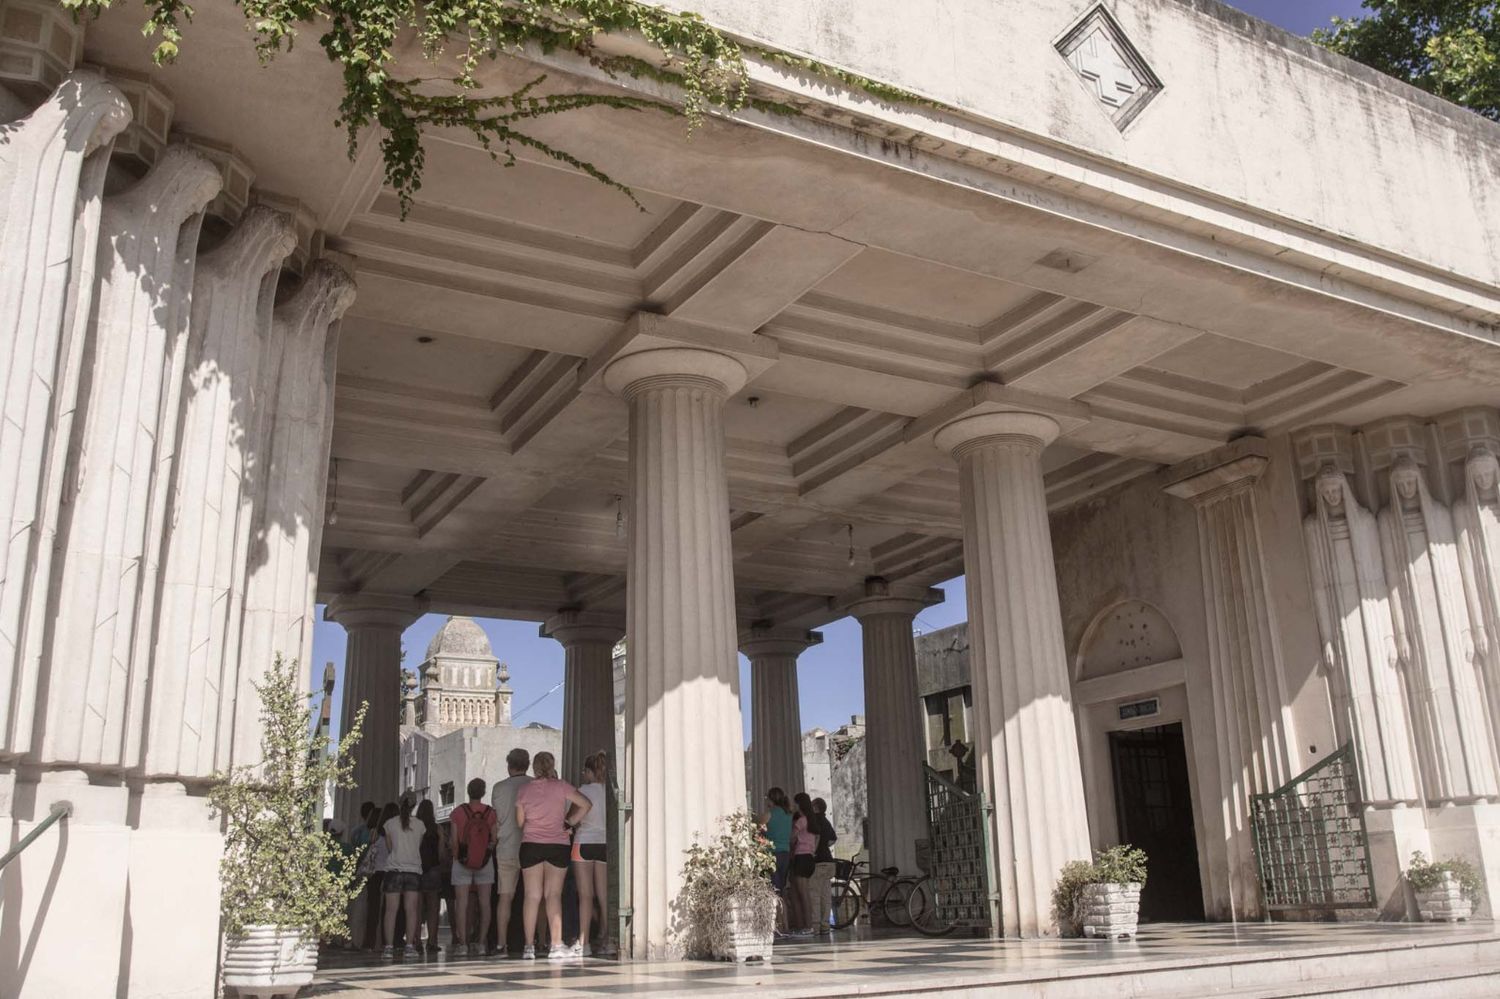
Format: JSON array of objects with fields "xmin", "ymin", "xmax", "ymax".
[{"xmin": 1056, "ymin": 6, "xmax": 1161, "ymax": 129}]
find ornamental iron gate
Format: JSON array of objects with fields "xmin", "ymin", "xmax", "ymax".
[
  {"xmin": 1249, "ymin": 744, "xmax": 1376, "ymax": 911},
  {"xmin": 922, "ymin": 764, "xmax": 998, "ymax": 931}
]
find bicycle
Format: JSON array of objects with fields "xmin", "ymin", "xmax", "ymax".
[
  {"xmin": 905, "ymin": 875, "xmax": 956, "ymax": 936},
  {"xmin": 829, "ymin": 861, "xmax": 920, "ymax": 929}
]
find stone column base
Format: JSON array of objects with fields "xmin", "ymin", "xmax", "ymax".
[
  {"xmin": 1364, "ymin": 804, "xmax": 1431, "ymax": 920},
  {"xmin": 0, "ymin": 771, "xmax": 130, "ymax": 998},
  {"xmin": 124, "ymin": 782, "xmax": 223, "ymax": 999},
  {"xmin": 1427, "ymin": 801, "xmax": 1500, "ymax": 919}
]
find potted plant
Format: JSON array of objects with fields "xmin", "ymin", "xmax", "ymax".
[
  {"xmin": 1406, "ymin": 851, "xmax": 1482, "ymax": 922},
  {"xmin": 679, "ymin": 811, "xmax": 779, "ymax": 962},
  {"xmin": 1051, "ymin": 845, "xmax": 1148, "ymax": 940},
  {"xmin": 214, "ymin": 655, "xmax": 367, "ymax": 998}
]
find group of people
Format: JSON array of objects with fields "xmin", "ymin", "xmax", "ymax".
[
  {"xmin": 343, "ymin": 747, "xmax": 613, "ymax": 962},
  {"xmin": 758, "ymin": 788, "xmax": 839, "ymax": 937}
]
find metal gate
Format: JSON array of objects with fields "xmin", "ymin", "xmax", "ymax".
[
  {"xmin": 1249, "ymin": 744, "xmax": 1376, "ymax": 911},
  {"xmin": 922, "ymin": 764, "xmax": 997, "ymax": 931}
]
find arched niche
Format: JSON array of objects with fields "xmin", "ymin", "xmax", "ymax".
[{"xmin": 1075, "ymin": 599, "xmax": 1183, "ymax": 681}]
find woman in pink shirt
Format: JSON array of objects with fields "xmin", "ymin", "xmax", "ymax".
[
  {"xmin": 788, "ymin": 792, "xmax": 819, "ymax": 935},
  {"xmin": 515, "ymin": 751, "xmax": 592, "ymax": 961}
]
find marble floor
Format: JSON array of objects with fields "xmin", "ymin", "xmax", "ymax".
[{"xmin": 306, "ymin": 921, "xmax": 1500, "ymax": 997}]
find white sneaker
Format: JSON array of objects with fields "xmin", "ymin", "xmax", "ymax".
[
  {"xmin": 569, "ymin": 942, "xmax": 584, "ymax": 960},
  {"xmin": 548, "ymin": 945, "xmax": 568, "ymax": 962},
  {"xmin": 581, "ymin": 941, "xmax": 593, "ymax": 958},
  {"xmin": 380, "ymin": 945, "xmax": 394, "ymax": 961},
  {"xmin": 522, "ymin": 945, "xmax": 535, "ymax": 960},
  {"xmin": 402, "ymin": 944, "xmax": 418, "ymax": 959}
]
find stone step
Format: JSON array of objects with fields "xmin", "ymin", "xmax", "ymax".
[
  {"xmin": 1149, "ymin": 959, "xmax": 1500, "ymax": 997},
  {"xmin": 1133, "ymin": 934, "xmax": 1500, "ymax": 999}
]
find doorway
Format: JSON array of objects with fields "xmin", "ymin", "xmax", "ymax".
[{"xmin": 1108, "ymin": 722, "xmax": 1205, "ymax": 922}]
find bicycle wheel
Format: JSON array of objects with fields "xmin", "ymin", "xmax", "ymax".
[
  {"xmin": 908, "ymin": 878, "xmax": 955, "ymax": 937},
  {"xmin": 831, "ymin": 880, "xmax": 862, "ymax": 929},
  {"xmin": 883, "ymin": 877, "xmax": 917, "ymax": 927},
  {"xmin": 863, "ymin": 874, "xmax": 896, "ymax": 927}
]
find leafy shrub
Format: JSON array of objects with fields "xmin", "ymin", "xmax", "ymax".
[
  {"xmin": 678, "ymin": 811, "xmax": 779, "ymax": 956},
  {"xmin": 1051, "ymin": 845, "xmax": 1149, "ymax": 937},
  {"xmin": 1407, "ymin": 851, "xmax": 1484, "ymax": 901},
  {"xmin": 211, "ymin": 655, "xmax": 367, "ymax": 939}
]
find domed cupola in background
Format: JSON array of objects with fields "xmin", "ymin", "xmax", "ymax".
[{"xmin": 409, "ymin": 615, "xmax": 511, "ymax": 733}]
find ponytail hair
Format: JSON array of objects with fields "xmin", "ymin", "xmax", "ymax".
[
  {"xmin": 583, "ymin": 750, "xmax": 608, "ymax": 782},
  {"xmin": 533, "ymin": 751, "xmax": 558, "ymax": 780},
  {"xmin": 399, "ymin": 796, "xmax": 414, "ymax": 831}
]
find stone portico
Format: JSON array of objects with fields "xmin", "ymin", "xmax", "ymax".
[{"xmin": 3, "ymin": 0, "xmax": 1500, "ymax": 994}]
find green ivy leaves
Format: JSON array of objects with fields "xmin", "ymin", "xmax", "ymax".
[{"xmin": 62, "ymin": 0, "xmax": 927, "ymax": 214}]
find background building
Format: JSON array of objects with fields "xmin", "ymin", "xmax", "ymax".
[{"xmin": 398, "ymin": 617, "xmax": 560, "ymax": 817}]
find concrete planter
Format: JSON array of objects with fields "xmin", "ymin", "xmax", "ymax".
[
  {"xmin": 710, "ymin": 896, "xmax": 775, "ymax": 963},
  {"xmin": 1414, "ymin": 873, "xmax": 1473, "ymax": 923},
  {"xmin": 1079, "ymin": 882, "xmax": 1142, "ymax": 940},
  {"xmin": 222, "ymin": 925, "xmax": 317, "ymax": 998}
]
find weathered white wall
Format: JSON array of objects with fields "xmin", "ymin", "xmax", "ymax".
[{"xmin": 673, "ymin": 0, "xmax": 1500, "ymax": 288}]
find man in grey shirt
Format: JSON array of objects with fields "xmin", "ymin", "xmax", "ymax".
[{"xmin": 490, "ymin": 747, "xmax": 533, "ymax": 955}]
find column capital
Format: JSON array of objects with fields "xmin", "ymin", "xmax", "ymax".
[
  {"xmin": 1162, "ymin": 436, "xmax": 1270, "ymax": 505},
  {"xmin": 840, "ymin": 577, "xmax": 943, "ymax": 621},
  {"xmin": 324, "ymin": 593, "xmax": 425, "ymax": 632},
  {"xmin": 540, "ymin": 609, "xmax": 624, "ymax": 647},
  {"xmin": 933, "ymin": 411, "xmax": 1060, "ymax": 457},
  {"xmin": 602, "ymin": 346, "xmax": 747, "ymax": 400},
  {"xmin": 739, "ymin": 626, "xmax": 823, "ymax": 661}
]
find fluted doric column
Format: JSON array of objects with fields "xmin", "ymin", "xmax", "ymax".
[
  {"xmin": 544, "ymin": 610, "xmax": 623, "ymax": 785},
  {"xmin": 1164, "ymin": 437, "xmax": 1296, "ymax": 921},
  {"xmin": 604, "ymin": 347, "xmax": 748, "ymax": 958},
  {"xmin": 741, "ymin": 627, "xmax": 822, "ymax": 803},
  {"xmin": 327, "ymin": 595, "xmax": 421, "ymax": 829},
  {"xmin": 846, "ymin": 580, "xmax": 933, "ymax": 877},
  {"xmin": 935, "ymin": 412, "xmax": 1091, "ymax": 937}
]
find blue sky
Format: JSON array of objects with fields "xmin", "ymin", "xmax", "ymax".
[{"xmin": 314, "ymin": 0, "xmax": 1375, "ymax": 745}]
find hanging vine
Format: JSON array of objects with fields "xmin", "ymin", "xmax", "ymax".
[{"xmin": 60, "ymin": 0, "xmax": 930, "ymax": 214}]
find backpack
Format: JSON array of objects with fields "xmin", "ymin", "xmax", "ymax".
[
  {"xmin": 420, "ymin": 826, "xmax": 439, "ymax": 871},
  {"xmin": 455, "ymin": 803, "xmax": 492, "ymax": 870}
]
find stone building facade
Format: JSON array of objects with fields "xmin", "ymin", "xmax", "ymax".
[{"xmin": 6, "ymin": 0, "xmax": 1500, "ymax": 990}]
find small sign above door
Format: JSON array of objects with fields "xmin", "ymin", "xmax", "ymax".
[{"xmin": 1118, "ymin": 697, "xmax": 1160, "ymax": 722}]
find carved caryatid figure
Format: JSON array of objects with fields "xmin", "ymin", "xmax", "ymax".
[
  {"xmin": 0, "ymin": 72, "xmax": 130, "ymax": 757},
  {"xmin": 1454, "ymin": 446, "xmax": 1500, "ymax": 770},
  {"xmin": 1303, "ymin": 465, "xmax": 1420, "ymax": 805},
  {"xmin": 1378, "ymin": 455, "xmax": 1500, "ymax": 803}
]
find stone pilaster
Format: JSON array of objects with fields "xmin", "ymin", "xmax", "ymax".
[
  {"xmin": 38, "ymin": 144, "xmax": 220, "ymax": 770},
  {"xmin": 327, "ymin": 594, "xmax": 421, "ymax": 828},
  {"xmin": 544, "ymin": 610, "xmax": 623, "ymax": 785},
  {"xmin": 845, "ymin": 580, "xmax": 935, "ymax": 878},
  {"xmin": 1163, "ymin": 436, "xmax": 1296, "ymax": 920},
  {"xmin": 935, "ymin": 411, "xmax": 1092, "ymax": 936},
  {"xmin": 234, "ymin": 260, "xmax": 353, "ymax": 768},
  {"xmin": 603, "ymin": 346, "xmax": 748, "ymax": 958},
  {"xmin": 143, "ymin": 206, "xmax": 296, "ymax": 781},
  {"xmin": 741, "ymin": 627, "xmax": 822, "ymax": 802},
  {"xmin": 0, "ymin": 70, "xmax": 128, "ymax": 758}
]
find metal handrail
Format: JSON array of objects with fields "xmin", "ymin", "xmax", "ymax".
[{"xmin": 0, "ymin": 801, "xmax": 73, "ymax": 871}]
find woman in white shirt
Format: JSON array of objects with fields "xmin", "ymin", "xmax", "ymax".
[
  {"xmin": 571, "ymin": 752, "xmax": 610, "ymax": 957},
  {"xmin": 381, "ymin": 797, "xmax": 429, "ymax": 960}
]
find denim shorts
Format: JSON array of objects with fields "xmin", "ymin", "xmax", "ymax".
[{"xmin": 383, "ymin": 870, "xmax": 421, "ymax": 893}]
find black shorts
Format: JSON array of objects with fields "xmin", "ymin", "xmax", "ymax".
[
  {"xmin": 519, "ymin": 842, "xmax": 571, "ymax": 869},
  {"xmin": 792, "ymin": 854, "xmax": 816, "ymax": 878},
  {"xmin": 575, "ymin": 842, "xmax": 606, "ymax": 863}
]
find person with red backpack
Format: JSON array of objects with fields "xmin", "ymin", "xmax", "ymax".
[{"xmin": 450, "ymin": 778, "xmax": 497, "ymax": 956}]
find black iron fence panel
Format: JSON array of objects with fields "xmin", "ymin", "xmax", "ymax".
[
  {"xmin": 1249, "ymin": 744, "xmax": 1376, "ymax": 910},
  {"xmin": 923, "ymin": 764, "xmax": 995, "ymax": 929}
]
